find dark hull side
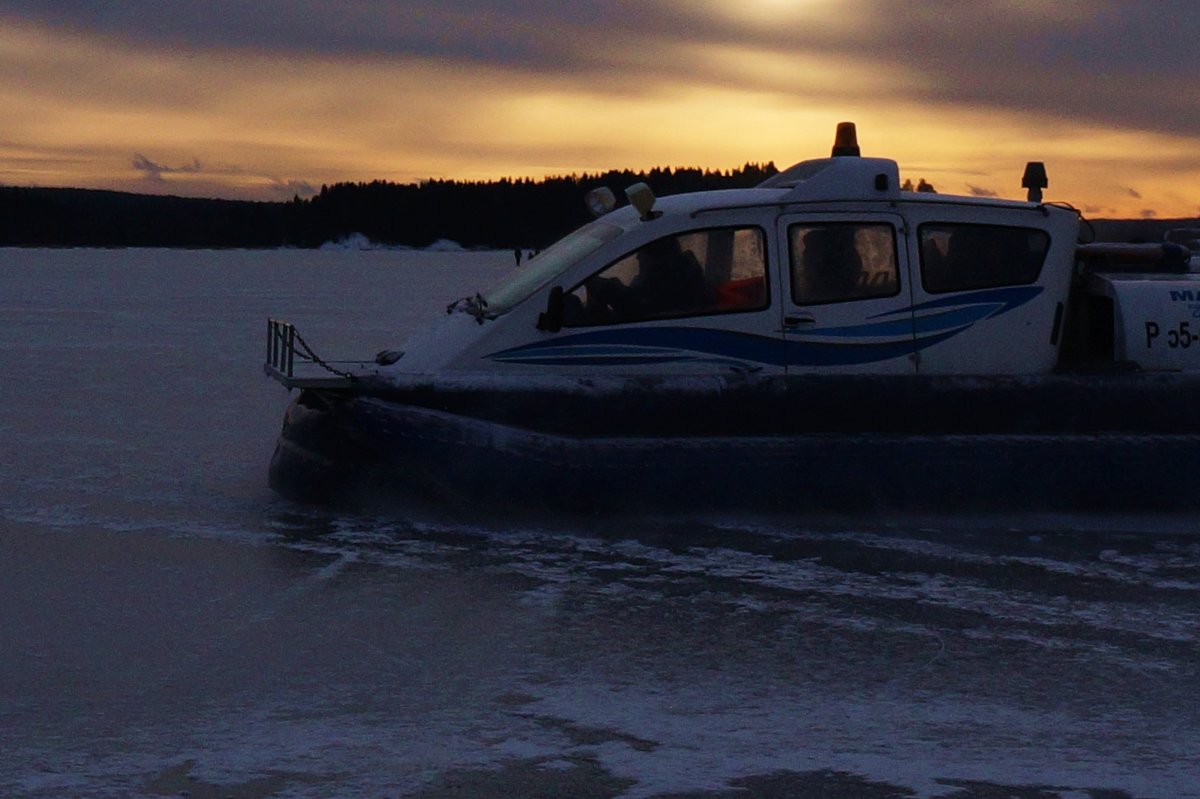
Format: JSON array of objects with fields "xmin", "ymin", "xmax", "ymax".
[{"xmin": 268, "ymin": 373, "xmax": 1200, "ymax": 512}]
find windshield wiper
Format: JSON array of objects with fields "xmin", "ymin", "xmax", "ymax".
[{"xmin": 446, "ymin": 292, "xmax": 489, "ymax": 324}]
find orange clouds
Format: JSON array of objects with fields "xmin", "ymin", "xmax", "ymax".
[{"xmin": 0, "ymin": 12, "xmax": 1197, "ymax": 218}]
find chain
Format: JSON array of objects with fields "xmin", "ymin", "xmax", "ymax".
[{"xmin": 289, "ymin": 328, "xmax": 359, "ymax": 381}]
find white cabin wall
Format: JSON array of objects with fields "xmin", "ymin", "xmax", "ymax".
[{"xmin": 901, "ymin": 203, "xmax": 1079, "ymax": 375}]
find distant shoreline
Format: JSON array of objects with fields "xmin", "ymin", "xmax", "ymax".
[{"xmin": 2, "ymin": 180, "xmax": 1195, "ymax": 250}]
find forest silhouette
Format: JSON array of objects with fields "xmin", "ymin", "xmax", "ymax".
[
  {"xmin": 1, "ymin": 163, "xmax": 1190, "ymax": 248},
  {"xmin": 0, "ymin": 163, "xmax": 779, "ymax": 249}
]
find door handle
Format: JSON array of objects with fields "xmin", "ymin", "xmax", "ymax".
[{"xmin": 783, "ymin": 313, "xmax": 815, "ymax": 330}]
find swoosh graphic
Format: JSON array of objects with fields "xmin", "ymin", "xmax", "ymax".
[
  {"xmin": 489, "ymin": 328, "xmax": 788, "ymax": 367},
  {"xmin": 487, "ymin": 286, "xmax": 1045, "ymax": 367}
]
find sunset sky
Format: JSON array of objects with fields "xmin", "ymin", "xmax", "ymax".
[{"xmin": 1, "ymin": 0, "xmax": 1197, "ymax": 217}]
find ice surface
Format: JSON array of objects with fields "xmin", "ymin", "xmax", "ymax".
[{"xmin": 1, "ymin": 248, "xmax": 1198, "ymax": 799}]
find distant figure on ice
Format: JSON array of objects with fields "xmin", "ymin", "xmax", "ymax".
[{"xmin": 514, "ymin": 248, "xmax": 523, "ymax": 266}]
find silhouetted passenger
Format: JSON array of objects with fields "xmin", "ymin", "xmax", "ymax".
[
  {"xmin": 945, "ymin": 226, "xmax": 1001, "ymax": 287},
  {"xmin": 800, "ymin": 227, "xmax": 862, "ymax": 303},
  {"xmin": 631, "ymin": 236, "xmax": 706, "ymax": 317}
]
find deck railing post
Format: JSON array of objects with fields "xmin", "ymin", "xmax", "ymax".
[{"xmin": 286, "ymin": 324, "xmax": 295, "ymax": 377}]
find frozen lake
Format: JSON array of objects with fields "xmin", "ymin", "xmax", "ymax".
[{"xmin": 1, "ymin": 248, "xmax": 1198, "ymax": 799}]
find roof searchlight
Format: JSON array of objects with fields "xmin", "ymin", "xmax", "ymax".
[
  {"xmin": 626, "ymin": 182, "xmax": 660, "ymax": 221},
  {"xmin": 584, "ymin": 186, "xmax": 617, "ymax": 218}
]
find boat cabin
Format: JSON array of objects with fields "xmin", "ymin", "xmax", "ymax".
[{"xmin": 395, "ymin": 125, "xmax": 1081, "ymax": 377}]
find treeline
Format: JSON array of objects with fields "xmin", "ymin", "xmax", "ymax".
[
  {"xmin": 0, "ymin": 163, "xmax": 780, "ymax": 249},
  {"xmin": 0, "ymin": 187, "xmax": 289, "ymax": 248}
]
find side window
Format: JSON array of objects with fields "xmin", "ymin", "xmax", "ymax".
[
  {"xmin": 920, "ymin": 223, "xmax": 1049, "ymax": 293},
  {"xmin": 562, "ymin": 227, "xmax": 768, "ymax": 327},
  {"xmin": 789, "ymin": 223, "xmax": 899, "ymax": 305}
]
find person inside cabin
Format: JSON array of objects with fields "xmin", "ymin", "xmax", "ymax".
[
  {"xmin": 629, "ymin": 235, "xmax": 706, "ymax": 318},
  {"xmin": 944, "ymin": 226, "xmax": 1003, "ymax": 288},
  {"xmin": 800, "ymin": 226, "xmax": 862, "ymax": 303},
  {"xmin": 921, "ymin": 232, "xmax": 949, "ymax": 290},
  {"xmin": 564, "ymin": 234, "xmax": 709, "ymax": 325}
]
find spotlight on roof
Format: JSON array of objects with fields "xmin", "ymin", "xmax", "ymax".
[
  {"xmin": 625, "ymin": 182, "xmax": 659, "ymax": 221},
  {"xmin": 585, "ymin": 187, "xmax": 616, "ymax": 218}
]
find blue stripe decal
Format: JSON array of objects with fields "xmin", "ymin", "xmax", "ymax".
[
  {"xmin": 912, "ymin": 306, "xmax": 992, "ymax": 335},
  {"xmin": 806, "ymin": 316, "xmax": 917, "ymax": 338},
  {"xmin": 487, "ymin": 286, "xmax": 1044, "ymax": 367},
  {"xmin": 491, "ymin": 328, "xmax": 788, "ymax": 367},
  {"xmin": 908, "ymin": 285, "xmax": 1043, "ymax": 318}
]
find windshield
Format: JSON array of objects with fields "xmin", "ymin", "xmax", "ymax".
[{"xmin": 483, "ymin": 219, "xmax": 624, "ymax": 315}]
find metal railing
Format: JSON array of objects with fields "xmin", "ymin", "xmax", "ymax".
[
  {"xmin": 265, "ymin": 318, "xmax": 364, "ymax": 389},
  {"xmin": 267, "ymin": 318, "xmax": 297, "ymax": 377}
]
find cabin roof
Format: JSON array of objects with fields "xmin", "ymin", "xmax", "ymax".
[{"xmin": 645, "ymin": 183, "xmax": 1052, "ymax": 220}]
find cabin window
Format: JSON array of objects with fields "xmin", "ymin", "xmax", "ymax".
[
  {"xmin": 562, "ymin": 227, "xmax": 768, "ymax": 327},
  {"xmin": 483, "ymin": 219, "xmax": 624, "ymax": 315},
  {"xmin": 919, "ymin": 223, "xmax": 1050, "ymax": 293},
  {"xmin": 788, "ymin": 223, "xmax": 900, "ymax": 305}
]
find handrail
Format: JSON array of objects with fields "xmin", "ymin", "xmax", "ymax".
[
  {"xmin": 264, "ymin": 318, "xmax": 370, "ymax": 390},
  {"xmin": 267, "ymin": 318, "xmax": 296, "ymax": 377}
]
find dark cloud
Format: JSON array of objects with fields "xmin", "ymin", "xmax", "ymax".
[
  {"xmin": 132, "ymin": 153, "xmax": 248, "ymax": 186},
  {"xmin": 128, "ymin": 152, "xmax": 314, "ymax": 197},
  {"xmin": 817, "ymin": 0, "xmax": 1200, "ymax": 137},
  {"xmin": 1124, "ymin": 186, "xmax": 1143, "ymax": 199},
  {"xmin": 967, "ymin": 184, "xmax": 999, "ymax": 197},
  {"xmin": 128, "ymin": 151, "xmax": 314, "ymax": 196},
  {"xmin": 3, "ymin": 0, "xmax": 1198, "ymax": 137},
  {"xmin": 132, "ymin": 153, "xmax": 203, "ymax": 181},
  {"xmin": 0, "ymin": 1, "xmax": 705, "ymax": 74}
]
